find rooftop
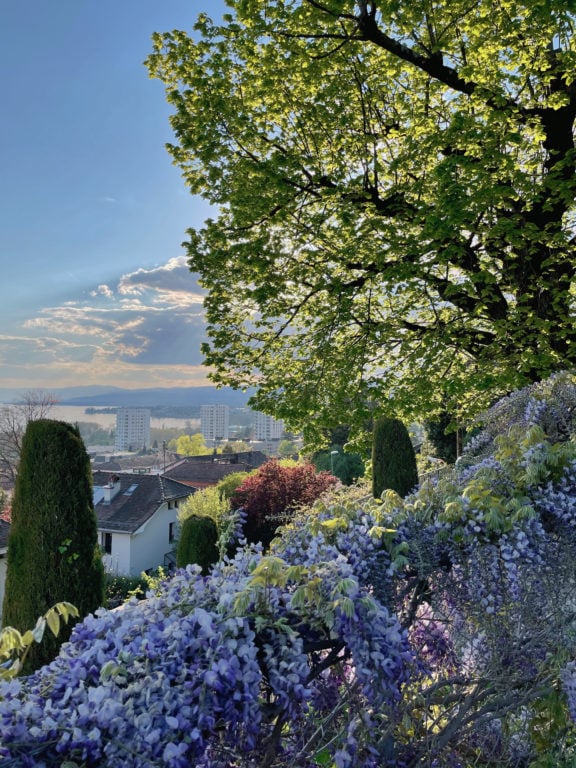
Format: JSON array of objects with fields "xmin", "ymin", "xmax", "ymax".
[{"xmin": 92, "ymin": 470, "xmax": 195, "ymax": 534}]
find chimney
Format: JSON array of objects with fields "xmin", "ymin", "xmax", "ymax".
[{"xmin": 103, "ymin": 475, "xmax": 121, "ymax": 504}]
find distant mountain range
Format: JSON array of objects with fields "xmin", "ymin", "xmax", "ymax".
[{"xmin": 0, "ymin": 386, "xmax": 253, "ymax": 408}]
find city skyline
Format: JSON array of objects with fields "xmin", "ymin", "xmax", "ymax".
[{"xmin": 0, "ymin": 1, "xmax": 227, "ymax": 392}]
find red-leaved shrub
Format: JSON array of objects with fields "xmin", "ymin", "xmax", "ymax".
[{"xmin": 230, "ymin": 460, "xmax": 337, "ymax": 548}]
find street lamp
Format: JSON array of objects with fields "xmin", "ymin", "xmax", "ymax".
[{"xmin": 330, "ymin": 450, "xmax": 338, "ymax": 475}]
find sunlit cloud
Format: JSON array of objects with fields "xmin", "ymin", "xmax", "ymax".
[
  {"xmin": 90, "ymin": 284, "xmax": 113, "ymax": 298},
  {"xmin": 3, "ymin": 258, "xmax": 213, "ymax": 389}
]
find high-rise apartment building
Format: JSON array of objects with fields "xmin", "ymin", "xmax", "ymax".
[
  {"xmin": 254, "ymin": 412, "xmax": 285, "ymax": 441},
  {"xmin": 200, "ymin": 404, "xmax": 230, "ymax": 443},
  {"xmin": 115, "ymin": 408, "xmax": 151, "ymax": 452}
]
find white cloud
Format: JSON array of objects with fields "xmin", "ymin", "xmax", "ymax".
[{"xmin": 90, "ymin": 284, "xmax": 114, "ymax": 298}]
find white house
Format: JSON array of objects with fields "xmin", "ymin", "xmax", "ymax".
[
  {"xmin": 0, "ymin": 520, "xmax": 8, "ymax": 623},
  {"xmin": 93, "ymin": 471, "xmax": 196, "ymax": 577}
]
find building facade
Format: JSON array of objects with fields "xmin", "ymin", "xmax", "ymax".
[
  {"xmin": 254, "ymin": 412, "xmax": 285, "ymax": 441},
  {"xmin": 200, "ymin": 404, "xmax": 230, "ymax": 444},
  {"xmin": 115, "ymin": 408, "xmax": 151, "ymax": 452}
]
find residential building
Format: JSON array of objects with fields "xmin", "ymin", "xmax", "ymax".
[
  {"xmin": 255, "ymin": 412, "xmax": 285, "ymax": 441},
  {"xmin": 200, "ymin": 404, "xmax": 229, "ymax": 444},
  {"xmin": 0, "ymin": 519, "xmax": 8, "ymax": 624},
  {"xmin": 115, "ymin": 408, "xmax": 151, "ymax": 452},
  {"xmin": 93, "ymin": 471, "xmax": 195, "ymax": 576}
]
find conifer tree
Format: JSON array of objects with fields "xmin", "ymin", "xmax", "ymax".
[
  {"xmin": 2, "ymin": 419, "xmax": 104, "ymax": 669},
  {"xmin": 372, "ymin": 417, "xmax": 418, "ymax": 499}
]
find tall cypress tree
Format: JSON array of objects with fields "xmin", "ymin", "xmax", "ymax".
[
  {"xmin": 372, "ymin": 417, "xmax": 419, "ymax": 500},
  {"xmin": 2, "ymin": 419, "xmax": 104, "ymax": 669}
]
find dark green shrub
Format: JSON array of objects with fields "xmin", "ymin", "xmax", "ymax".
[
  {"xmin": 312, "ymin": 445, "xmax": 365, "ymax": 485},
  {"xmin": 424, "ymin": 411, "xmax": 459, "ymax": 464},
  {"xmin": 176, "ymin": 515, "xmax": 219, "ymax": 574},
  {"xmin": 2, "ymin": 419, "xmax": 105, "ymax": 670},
  {"xmin": 372, "ymin": 417, "xmax": 418, "ymax": 499}
]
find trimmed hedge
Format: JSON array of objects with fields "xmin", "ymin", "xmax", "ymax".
[
  {"xmin": 372, "ymin": 417, "xmax": 418, "ymax": 499},
  {"xmin": 176, "ymin": 514, "xmax": 219, "ymax": 574}
]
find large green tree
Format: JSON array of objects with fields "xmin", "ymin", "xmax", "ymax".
[
  {"xmin": 2, "ymin": 420, "xmax": 105, "ymax": 669},
  {"xmin": 147, "ymin": 1, "xmax": 576, "ymax": 441}
]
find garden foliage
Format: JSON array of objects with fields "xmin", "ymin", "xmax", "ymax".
[
  {"xmin": 177, "ymin": 485, "xmax": 229, "ymax": 528},
  {"xmin": 0, "ymin": 603, "xmax": 78, "ymax": 681},
  {"xmin": 3, "ymin": 377, "xmax": 576, "ymax": 765},
  {"xmin": 215, "ymin": 471, "xmax": 250, "ymax": 502}
]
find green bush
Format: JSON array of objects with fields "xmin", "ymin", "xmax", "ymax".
[
  {"xmin": 104, "ymin": 574, "xmax": 148, "ymax": 608},
  {"xmin": 176, "ymin": 515, "xmax": 219, "ymax": 574},
  {"xmin": 178, "ymin": 486, "xmax": 229, "ymax": 527},
  {"xmin": 372, "ymin": 416, "xmax": 418, "ymax": 499},
  {"xmin": 216, "ymin": 471, "xmax": 250, "ymax": 501},
  {"xmin": 424, "ymin": 411, "xmax": 459, "ymax": 464}
]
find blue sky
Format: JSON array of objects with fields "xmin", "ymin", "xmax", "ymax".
[{"xmin": 0, "ymin": 0, "xmax": 228, "ymax": 392}]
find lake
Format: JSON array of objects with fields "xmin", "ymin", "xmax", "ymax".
[{"xmin": 49, "ymin": 405, "xmax": 200, "ymax": 431}]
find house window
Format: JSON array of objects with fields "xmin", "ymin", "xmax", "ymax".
[
  {"xmin": 169, "ymin": 522, "xmax": 176, "ymax": 543},
  {"xmin": 168, "ymin": 500, "xmax": 173, "ymax": 509},
  {"xmin": 101, "ymin": 532, "xmax": 112, "ymax": 554}
]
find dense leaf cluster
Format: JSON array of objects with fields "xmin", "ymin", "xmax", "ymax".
[
  {"xmin": 372, "ymin": 417, "xmax": 418, "ymax": 498},
  {"xmin": 176, "ymin": 514, "xmax": 219, "ymax": 573},
  {"xmin": 230, "ymin": 460, "xmax": 338, "ymax": 547},
  {"xmin": 147, "ymin": 1, "xmax": 576, "ymax": 438}
]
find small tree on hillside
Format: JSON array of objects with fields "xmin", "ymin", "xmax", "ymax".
[
  {"xmin": 2, "ymin": 419, "xmax": 105, "ymax": 670},
  {"xmin": 220, "ymin": 440, "xmax": 252, "ymax": 454},
  {"xmin": 372, "ymin": 417, "xmax": 419, "ymax": 499},
  {"xmin": 231, "ymin": 460, "xmax": 338, "ymax": 548},
  {"xmin": 0, "ymin": 390, "xmax": 57, "ymax": 487},
  {"xmin": 167, "ymin": 433, "xmax": 210, "ymax": 456},
  {"xmin": 177, "ymin": 486, "xmax": 229, "ymax": 527}
]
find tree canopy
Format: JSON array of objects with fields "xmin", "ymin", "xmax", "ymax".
[
  {"xmin": 167, "ymin": 433, "xmax": 210, "ymax": 456},
  {"xmin": 147, "ymin": 0, "xmax": 576, "ymax": 440}
]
